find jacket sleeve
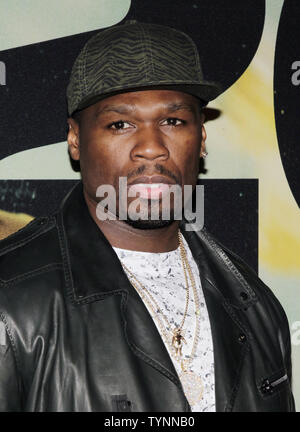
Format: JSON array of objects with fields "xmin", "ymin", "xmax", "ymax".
[{"xmin": 0, "ymin": 317, "xmax": 22, "ymax": 411}]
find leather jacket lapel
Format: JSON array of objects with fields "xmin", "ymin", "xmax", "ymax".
[
  {"xmin": 182, "ymin": 228, "xmax": 257, "ymax": 411},
  {"xmin": 199, "ymin": 272, "xmax": 251, "ymax": 411},
  {"xmin": 122, "ymin": 280, "xmax": 185, "ymax": 388}
]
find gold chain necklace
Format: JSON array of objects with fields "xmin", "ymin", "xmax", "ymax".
[{"xmin": 120, "ymin": 230, "xmax": 204, "ymax": 406}]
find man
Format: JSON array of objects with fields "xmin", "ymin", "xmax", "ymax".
[{"xmin": 0, "ymin": 21, "xmax": 295, "ymax": 412}]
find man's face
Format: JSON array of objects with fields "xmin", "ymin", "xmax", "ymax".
[{"xmin": 68, "ymin": 89, "xmax": 206, "ymax": 229}]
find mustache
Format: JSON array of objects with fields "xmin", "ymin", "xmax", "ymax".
[{"xmin": 126, "ymin": 164, "xmax": 180, "ymax": 185}]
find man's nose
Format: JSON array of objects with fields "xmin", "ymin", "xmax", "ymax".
[{"xmin": 130, "ymin": 125, "xmax": 169, "ymax": 161}]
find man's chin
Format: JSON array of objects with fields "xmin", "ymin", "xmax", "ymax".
[{"xmin": 124, "ymin": 218, "xmax": 175, "ymax": 230}]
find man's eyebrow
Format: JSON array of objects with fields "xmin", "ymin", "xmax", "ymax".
[
  {"xmin": 95, "ymin": 104, "xmax": 136, "ymax": 117},
  {"xmin": 164, "ymin": 102, "xmax": 195, "ymax": 113},
  {"xmin": 94, "ymin": 102, "xmax": 196, "ymax": 118}
]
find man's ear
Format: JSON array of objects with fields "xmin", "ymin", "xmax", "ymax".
[
  {"xmin": 67, "ymin": 118, "xmax": 80, "ymax": 161},
  {"xmin": 200, "ymin": 123, "xmax": 207, "ymax": 158}
]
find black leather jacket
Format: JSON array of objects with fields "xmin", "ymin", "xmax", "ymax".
[{"xmin": 0, "ymin": 183, "xmax": 295, "ymax": 412}]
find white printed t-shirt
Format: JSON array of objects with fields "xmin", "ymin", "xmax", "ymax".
[{"xmin": 113, "ymin": 234, "xmax": 215, "ymax": 412}]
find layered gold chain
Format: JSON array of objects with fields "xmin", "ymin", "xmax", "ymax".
[{"xmin": 120, "ymin": 230, "xmax": 201, "ymax": 372}]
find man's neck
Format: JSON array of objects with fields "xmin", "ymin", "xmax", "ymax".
[{"xmin": 84, "ymin": 191, "xmax": 180, "ymax": 253}]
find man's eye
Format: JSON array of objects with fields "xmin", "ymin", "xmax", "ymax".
[
  {"xmin": 161, "ymin": 118, "xmax": 184, "ymax": 126},
  {"xmin": 109, "ymin": 121, "xmax": 131, "ymax": 130}
]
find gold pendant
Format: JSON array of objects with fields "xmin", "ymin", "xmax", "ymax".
[
  {"xmin": 179, "ymin": 370, "xmax": 204, "ymax": 407},
  {"xmin": 171, "ymin": 327, "xmax": 186, "ymax": 358}
]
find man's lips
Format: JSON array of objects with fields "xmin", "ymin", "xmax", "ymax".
[
  {"xmin": 127, "ymin": 176, "xmax": 177, "ymax": 200},
  {"xmin": 128, "ymin": 175, "xmax": 176, "ymax": 186}
]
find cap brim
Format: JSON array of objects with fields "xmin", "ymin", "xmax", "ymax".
[{"xmin": 71, "ymin": 81, "xmax": 222, "ymax": 116}]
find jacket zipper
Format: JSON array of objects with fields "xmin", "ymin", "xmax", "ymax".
[{"xmin": 260, "ymin": 373, "xmax": 288, "ymax": 395}]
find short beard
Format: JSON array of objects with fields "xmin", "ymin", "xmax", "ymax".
[
  {"xmin": 121, "ymin": 197, "xmax": 177, "ymax": 230},
  {"xmin": 124, "ymin": 218, "xmax": 175, "ymax": 230}
]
